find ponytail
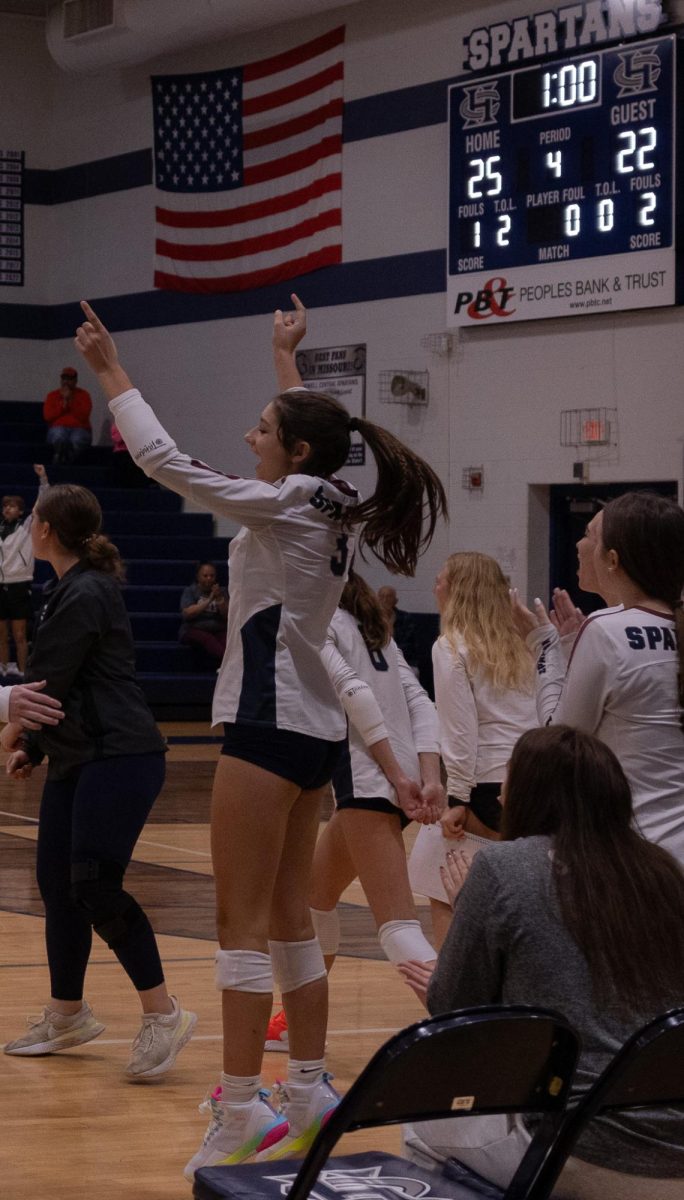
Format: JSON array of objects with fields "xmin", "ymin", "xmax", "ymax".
[
  {"xmin": 273, "ymin": 390, "xmax": 447, "ymax": 577},
  {"xmin": 339, "ymin": 569, "xmax": 390, "ymax": 651},
  {"xmin": 82, "ymin": 532, "xmax": 126, "ymax": 581}
]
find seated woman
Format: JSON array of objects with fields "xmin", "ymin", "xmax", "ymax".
[
  {"xmin": 400, "ymin": 726, "xmax": 684, "ymax": 1199},
  {"xmin": 179, "ymin": 562, "xmax": 228, "ymax": 666}
]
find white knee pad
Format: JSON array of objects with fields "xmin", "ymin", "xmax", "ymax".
[
  {"xmin": 310, "ymin": 907, "xmax": 341, "ymax": 956},
  {"xmin": 215, "ymin": 948, "xmax": 273, "ymax": 993},
  {"xmin": 379, "ymin": 919, "xmax": 435, "ymax": 965},
  {"xmin": 269, "ymin": 937, "xmax": 326, "ymax": 994}
]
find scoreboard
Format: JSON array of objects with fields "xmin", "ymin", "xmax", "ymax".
[{"xmin": 447, "ymin": 34, "xmax": 677, "ymax": 324}]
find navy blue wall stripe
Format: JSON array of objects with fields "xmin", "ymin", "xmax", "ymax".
[
  {"xmin": 22, "ymin": 79, "xmax": 452, "ymax": 206},
  {"xmin": 0, "ymin": 249, "xmax": 445, "ymax": 339},
  {"xmin": 24, "ymin": 149, "xmax": 153, "ymax": 206}
]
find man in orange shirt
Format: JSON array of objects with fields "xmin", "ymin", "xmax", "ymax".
[{"xmin": 43, "ymin": 367, "xmax": 92, "ymax": 463}]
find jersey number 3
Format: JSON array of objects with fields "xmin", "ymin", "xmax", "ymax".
[{"xmin": 330, "ymin": 534, "xmax": 349, "ymax": 578}]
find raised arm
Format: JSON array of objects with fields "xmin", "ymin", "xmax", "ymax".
[
  {"xmin": 74, "ymin": 302, "xmax": 284, "ymax": 528},
  {"xmin": 273, "ymin": 293, "xmax": 307, "ymax": 391},
  {"xmin": 74, "ymin": 302, "xmax": 133, "ymax": 400}
]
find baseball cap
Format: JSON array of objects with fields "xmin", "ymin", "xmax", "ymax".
[{"xmin": 61, "ymin": 366, "xmax": 77, "ymax": 378}]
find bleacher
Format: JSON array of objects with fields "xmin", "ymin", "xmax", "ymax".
[{"xmin": 0, "ymin": 398, "xmax": 227, "ymax": 719}]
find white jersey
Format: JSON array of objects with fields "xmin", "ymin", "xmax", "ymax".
[
  {"xmin": 321, "ymin": 608, "xmax": 439, "ymax": 804},
  {"xmin": 109, "ymin": 388, "xmax": 358, "ymax": 739},
  {"xmin": 408, "ymin": 634, "xmax": 537, "ymax": 904},
  {"xmin": 432, "ymin": 634, "xmax": 538, "ymax": 802},
  {"xmin": 0, "ymin": 685, "xmax": 12, "ymax": 723},
  {"xmin": 528, "ymin": 606, "xmax": 684, "ymax": 861},
  {"xmin": 0, "ymin": 480, "xmax": 48, "ymax": 584}
]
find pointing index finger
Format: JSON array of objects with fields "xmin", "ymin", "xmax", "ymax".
[{"xmin": 80, "ymin": 300, "xmax": 103, "ymax": 328}]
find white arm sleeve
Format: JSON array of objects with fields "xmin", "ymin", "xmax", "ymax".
[
  {"xmin": 109, "ymin": 389, "xmax": 281, "ymax": 528},
  {"xmin": 397, "ymin": 647, "xmax": 439, "ymax": 754},
  {"xmin": 432, "ymin": 638, "xmax": 477, "ymax": 802},
  {"xmin": 0, "ymin": 685, "xmax": 11, "ymax": 724},
  {"xmin": 320, "ymin": 633, "xmax": 388, "ymax": 746},
  {"xmin": 526, "ymin": 623, "xmax": 566, "ymax": 726},
  {"xmin": 528, "ymin": 618, "xmax": 610, "ymax": 733}
]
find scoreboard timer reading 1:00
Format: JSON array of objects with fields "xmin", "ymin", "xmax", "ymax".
[{"xmin": 447, "ymin": 34, "xmax": 676, "ymax": 324}]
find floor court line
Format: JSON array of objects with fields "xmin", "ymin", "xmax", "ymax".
[
  {"xmin": 0, "ymin": 812, "xmax": 211, "ymax": 858},
  {"xmin": 90, "ymin": 1027, "xmax": 400, "ymax": 1046},
  {"xmin": 136, "ymin": 836, "xmax": 210, "ymax": 857}
]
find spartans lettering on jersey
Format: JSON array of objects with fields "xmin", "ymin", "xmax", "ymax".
[
  {"xmin": 625, "ymin": 625, "xmax": 678, "ymax": 651},
  {"xmin": 465, "ymin": 0, "xmax": 663, "ymax": 71},
  {"xmin": 309, "ymin": 484, "xmax": 344, "ymax": 522}
]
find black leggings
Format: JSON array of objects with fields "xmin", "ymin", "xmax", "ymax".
[{"xmin": 36, "ymin": 754, "xmax": 166, "ymax": 1001}]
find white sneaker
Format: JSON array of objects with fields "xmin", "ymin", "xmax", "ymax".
[
  {"xmin": 198, "ymin": 1082, "xmax": 223, "ymax": 1115},
  {"xmin": 5, "ymin": 662, "xmax": 20, "ymax": 678},
  {"xmin": 3, "ymin": 1001, "xmax": 105, "ymax": 1056},
  {"xmin": 184, "ymin": 1089, "xmax": 289, "ymax": 1180},
  {"xmin": 126, "ymin": 996, "xmax": 197, "ymax": 1080},
  {"xmin": 256, "ymin": 1074, "xmax": 340, "ymax": 1161}
]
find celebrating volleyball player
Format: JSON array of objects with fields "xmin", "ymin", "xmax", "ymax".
[
  {"xmin": 308, "ymin": 568, "xmax": 442, "ymax": 975},
  {"xmin": 512, "ymin": 491, "xmax": 684, "ymax": 863},
  {"xmin": 74, "ymin": 295, "xmax": 447, "ymax": 1178}
]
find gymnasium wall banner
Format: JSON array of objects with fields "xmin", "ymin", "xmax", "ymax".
[
  {"xmin": 448, "ymin": 17, "xmax": 679, "ymax": 324},
  {"xmin": 295, "ymin": 344, "xmax": 367, "ymax": 465},
  {"xmin": 0, "ymin": 150, "xmax": 24, "ymax": 287}
]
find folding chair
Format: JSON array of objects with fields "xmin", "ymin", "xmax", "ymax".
[
  {"xmin": 193, "ymin": 1005, "xmax": 579, "ymax": 1200},
  {"xmin": 522, "ymin": 1006, "xmax": 684, "ymax": 1200}
]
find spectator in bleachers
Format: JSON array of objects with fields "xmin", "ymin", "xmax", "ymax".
[
  {"xmin": 377, "ymin": 584, "xmax": 418, "ymax": 671},
  {"xmin": 109, "ymin": 421, "xmax": 149, "ymax": 488},
  {"xmin": 43, "ymin": 367, "xmax": 92, "ymax": 464},
  {"xmin": 179, "ymin": 562, "xmax": 228, "ymax": 666},
  {"xmin": 401, "ymin": 726, "xmax": 684, "ymax": 1198},
  {"xmin": 0, "ymin": 463, "xmax": 49, "ymax": 677}
]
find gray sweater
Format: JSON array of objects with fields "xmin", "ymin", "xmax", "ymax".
[{"xmin": 428, "ymin": 836, "xmax": 684, "ymax": 1177}]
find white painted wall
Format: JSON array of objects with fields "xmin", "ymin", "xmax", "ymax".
[{"xmin": 1, "ymin": 1, "xmax": 682, "ymax": 611}]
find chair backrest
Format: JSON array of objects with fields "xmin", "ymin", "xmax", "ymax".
[
  {"xmin": 523, "ymin": 1007, "xmax": 684, "ymax": 1200},
  {"xmin": 286, "ymin": 1006, "xmax": 579, "ymax": 1200}
]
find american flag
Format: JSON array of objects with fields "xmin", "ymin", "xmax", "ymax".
[{"xmin": 151, "ymin": 26, "xmax": 344, "ymax": 293}]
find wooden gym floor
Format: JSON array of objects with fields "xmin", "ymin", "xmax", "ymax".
[{"xmin": 0, "ymin": 724, "xmax": 432, "ymax": 1199}]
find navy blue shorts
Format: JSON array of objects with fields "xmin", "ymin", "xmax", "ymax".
[
  {"xmin": 221, "ymin": 723, "xmax": 343, "ymax": 791},
  {"xmin": 335, "ymin": 793, "xmax": 411, "ymax": 830},
  {"xmin": 0, "ymin": 581, "xmax": 33, "ymax": 622},
  {"xmin": 448, "ymin": 781, "xmax": 502, "ymax": 832}
]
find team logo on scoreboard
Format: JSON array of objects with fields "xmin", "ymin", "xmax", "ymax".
[
  {"xmin": 459, "ymin": 81, "xmax": 500, "ymax": 129},
  {"xmin": 613, "ymin": 46, "xmax": 661, "ymax": 96}
]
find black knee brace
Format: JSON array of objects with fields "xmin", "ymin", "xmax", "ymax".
[{"xmin": 70, "ymin": 859, "xmax": 146, "ymax": 949}]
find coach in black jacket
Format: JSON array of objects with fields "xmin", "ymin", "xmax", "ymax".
[{"xmin": 1, "ymin": 483, "xmax": 195, "ymax": 1079}]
